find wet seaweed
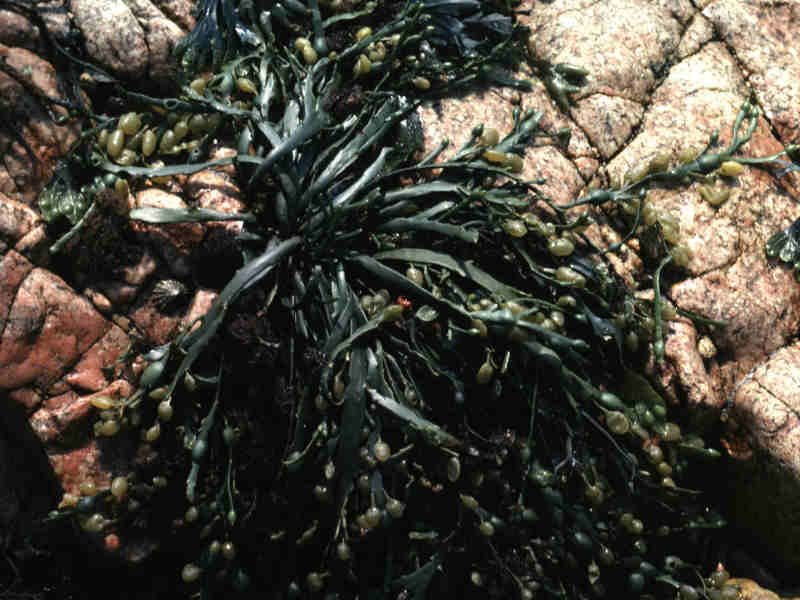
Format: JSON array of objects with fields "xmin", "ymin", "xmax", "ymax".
[{"xmin": 24, "ymin": 1, "xmax": 800, "ymax": 599}]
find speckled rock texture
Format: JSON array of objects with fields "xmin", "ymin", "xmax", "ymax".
[
  {"xmin": 0, "ymin": 43, "xmax": 80, "ymax": 204},
  {"xmin": 0, "ymin": 0, "xmax": 230, "ymax": 565},
  {"xmin": 4, "ymin": 0, "xmax": 800, "ymax": 587},
  {"xmin": 70, "ymin": 0, "xmax": 186, "ymax": 86},
  {"xmin": 730, "ymin": 577, "xmax": 782, "ymax": 600},
  {"xmin": 422, "ymin": 1, "xmax": 800, "ymax": 577}
]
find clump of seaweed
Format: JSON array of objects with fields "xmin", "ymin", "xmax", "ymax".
[
  {"xmin": 22, "ymin": 0, "xmax": 800, "ymax": 599},
  {"xmin": 766, "ymin": 215, "xmax": 800, "ymax": 280}
]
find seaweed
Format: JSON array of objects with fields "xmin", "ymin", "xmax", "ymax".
[
  {"xmin": 173, "ymin": 0, "xmax": 261, "ymax": 74},
  {"xmin": 765, "ymin": 216, "xmax": 800, "ymax": 280},
  {"xmin": 24, "ymin": 1, "xmax": 799, "ymax": 599}
]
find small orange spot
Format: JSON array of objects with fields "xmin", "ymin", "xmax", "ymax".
[
  {"xmin": 104, "ymin": 533, "xmax": 120, "ymax": 552},
  {"xmin": 397, "ymin": 296, "xmax": 411, "ymax": 308}
]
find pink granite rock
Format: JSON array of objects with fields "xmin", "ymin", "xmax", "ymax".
[
  {"xmin": 63, "ymin": 325, "xmax": 132, "ymax": 393},
  {"xmin": 512, "ymin": 0, "xmax": 800, "ymax": 575},
  {"xmin": 123, "ymin": 0, "xmax": 186, "ymax": 86},
  {"xmin": 131, "ymin": 188, "xmax": 204, "ymax": 279},
  {"xmin": 128, "ymin": 294, "xmax": 186, "ymax": 346},
  {"xmin": 418, "ymin": 76, "xmax": 595, "ymax": 207},
  {"xmin": 152, "ymin": 0, "xmax": 197, "ymax": 31},
  {"xmin": 0, "ymin": 1, "xmax": 72, "ymax": 54},
  {"xmin": 70, "ymin": 0, "xmax": 149, "ymax": 81},
  {"xmin": 0, "ymin": 44, "xmax": 80, "ymax": 205},
  {"xmin": 0, "ymin": 0, "xmax": 197, "ymax": 568},
  {"xmin": 0, "ymin": 258, "xmax": 114, "ymax": 391},
  {"xmin": 723, "ymin": 344, "xmax": 800, "ymax": 573},
  {"xmin": 71, "ymin": 0, "xmax": 192, "ymax": 87},
  {"xmin": 728, "ymin": 578, "xmax": 782, "ymax": 600},
  {"xmin": 0, "ymin": 192, "xmax": 43, "ymax": 256},
  {"xmin": 524, "ymin": 0, "xmax": 682, "ymax": 122},
  {"xmin": 704, "ymin": 0, "xmax": 800, "ymax": 143}
]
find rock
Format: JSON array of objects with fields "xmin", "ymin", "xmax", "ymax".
[
  {"xmin": 0, "ymin": 44, "xmax": 80, "ymax": 204},
  {"xmin": 720, "ymin": 344, "xmax": 800, "ymax": 574},
  {"xmin": 122, "ymin": 0, "xmax": 185, "ymax": 86},
  {"xmin": 128, "ymin": 290, "xmax": 186, "ymax": 346},
  {"xmin": 728, "ymin": 578, "xmax": 781, "ymax": 600},
  {"xmin": 70, "ymin": 0, "xmax": 149, "ymax": 80},
  {"xmin": 71, "ymin": 0, "xmax": 190, "ymax": 87},
  {"xmin": 663, "ymin": 320, "xmax": 721, "ymax": 421},
  {"xmin": 185, "ymin": 156, "xmax": 246, "ymax": 217},
  {"xmin": 120, "ymin": 249, "xmax": 158, "ymax": 287},
  {"xmin": 524, "ymin": 0, "xmax": 682, "ymax": 129},
  {"xmin": 0, "ymin": 398, "xmax": 61, "ymax": 546},
  {"xmin": 704, "ymin": 0, "xmax": 800, "ymax": 143},
  {"xmin": 131, "ymin": 188, "xmax": 203, "ymax": 279},
  {"xmin": 418, "ymin": 72, "xmax": 594, "ymax": 207},
  {"xmin": 514, "ymin": 0, "xmax": 800, "ymax": 583},
  {"xmin": 676, "ymin": 11, "xmax": 715, "ymax": 59},
  {"xmin": 152, "ymin": 0, "xmax": 197, "ymax": 31},
  {"xmin": 0, "ymin": 0, "xmax": 72, "ymax": 53},
  {"xmin": 0, "ymin": 0, "xmax": 198, "ymax": 570},
  {"xmin": 63, "ymin": 325, "xmax": 132, "ymax": 393},
  {"xmin": 570, "ymin": 94, "xmax": 644, "ymax": 161},
  {"xmin": 183, "ymin": 288, "xmax": 219, "ymax": 332},
  {"xmin": 0, "ymin": 255, "xmax": 115, "ymax": 391},
  {"xmin": 0, "ymin": 192, "xmax": 45, "ymax": 258}
]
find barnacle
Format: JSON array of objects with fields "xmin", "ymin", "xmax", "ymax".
[{"xmin": 151, "ymin": 279, "xmax": 190, "ymax": 311}]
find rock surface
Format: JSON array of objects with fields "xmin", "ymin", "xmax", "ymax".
[
  {"xmin": 0, "ymin": 43, "xmax": 80, "ymax": 204},
  {"xmin": 0, "ymin": 0, "xmax": 230, "ymax": 566},
  {"xmin": 423, "ymin": 1, "xmax": 800, "ymax": 579},
  {"xmin": 70, "ymin": 0, "xmax": 186, "ymax": 87},
  {"xmin": 3, "ymin": 0, "xmax": 800, "ymax": 590}
]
